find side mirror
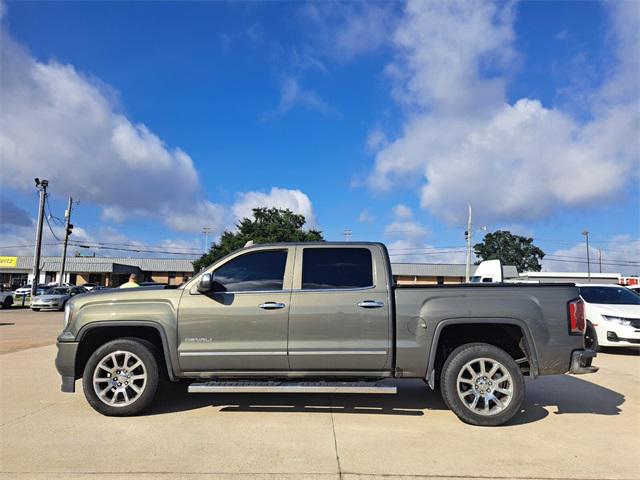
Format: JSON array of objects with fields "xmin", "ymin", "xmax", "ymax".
[
  {"xmin": 197, "ymin": 273, "xmax": 227, "ymax": 294},
  {"xmin": 197, "ymin": 273, "xmax": 212, "ymax": 293}
]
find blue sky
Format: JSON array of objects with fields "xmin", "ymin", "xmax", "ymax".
[{"xmin": 0, "ymin": 1, "xmax": 638, "ymax": 273}]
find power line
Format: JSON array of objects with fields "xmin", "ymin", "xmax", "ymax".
[{"xmin": 67, "ymin": 242, "xmax": 199, "ymax": 256}]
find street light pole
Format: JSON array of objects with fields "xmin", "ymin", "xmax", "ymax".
[
  {"xmin": 202, "ymin": 227, "xmax": 212, "ymax": 254},
  {"xmin": 31, "ymin": 179, "xmax": 48, "ymax": 297},
  {"xmin": 58, "ymin": 196, "xmax": 74, "ymax": 286},
  {"xmin": 582, "ymin": 230, "xmax": 591, "ymax": 282},
  {"xmin": 465, "ymin": 204, "xmax": 472, "ymax": 283}
]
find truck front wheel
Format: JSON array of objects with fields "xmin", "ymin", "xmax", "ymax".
[
  {"xmin": 441, "ymin": 342, "xmax": 524, "ymax": 426},
  {"xmin": 82, "ymin": 338, "xmax": 159, "ymax": 416}
]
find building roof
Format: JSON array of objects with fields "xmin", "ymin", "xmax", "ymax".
[
  {"xmin": 3, "ymin": 256, "xmax": 195, "ymax": 274},
  {"xmin": 391, "ymin": 263, "xmax": 519, "ymax": 279},
  {"xmin": 519, "ymin": 271, "xmax": 621, "ymax": 278}
]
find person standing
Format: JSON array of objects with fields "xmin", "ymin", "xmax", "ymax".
[{"xmin": 120, "ymin": 273, "xmax": 140, "ymax": 289}]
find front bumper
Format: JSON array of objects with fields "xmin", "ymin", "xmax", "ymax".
[
  {"xmin": 55, "ymin": 341, "xmax": 79, "ymax": 392},
  {"xmin": 32, "ymin": 302, "xmax": 60, "ymax": 309},
  {"xmin": 569, "ymin": 349, "xmax": 599, "ymax": 375}
]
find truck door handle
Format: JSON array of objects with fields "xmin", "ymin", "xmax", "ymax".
[
  {"xmin": 258, "ymin": 302, "xmax": 286, "ymax": 310},
  {"xmin": 358, "ymin": 300, "xmax": 385, "ymax": 308}
]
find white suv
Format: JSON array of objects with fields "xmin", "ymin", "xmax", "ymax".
[{"xmin": 579, "ymin": 284, "xmax": 640, "ymax": 350}]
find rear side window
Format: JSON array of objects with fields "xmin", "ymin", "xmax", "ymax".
[
  {"xmin": 213, "ymin": 250, "xmax": 287, "ymax": 292},
  {"xmin": 302, "ymin": 248, "xmax": 373, "ymax": 290}
]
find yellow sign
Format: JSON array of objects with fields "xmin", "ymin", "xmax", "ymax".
[{"xmin": 0, "ymin": 256, "xmax": 18, "ymax": 268}]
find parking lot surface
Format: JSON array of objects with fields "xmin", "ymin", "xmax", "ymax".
[{"xmin": 0, "ymin": 308, "xmax": 639, "ymax": 480}]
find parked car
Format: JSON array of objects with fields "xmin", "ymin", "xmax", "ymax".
[
  {"xmin": 14, "ymin": 285, "xmax": 48, "ymax": 300},
  {"xmin": 0, "ymin": 290, "xmax": 13, "ymax": 309},
  {"xmin": 88, "ymin": 286, "xmax": 111, "ymax": 292},
  {"xmin": 32, "ymin": 286, "xmax": 88, "ymax": 311},
  {"xmin": 81, "ymin": 283, "xmax": 99, "ymax": 291},
  {"xmin": 579, "ymin": 284, "xmax": 640, "ymax": 350},
  {"xmin": 56, "ymin": 242, "xmax": 597, "ymax": 426}
]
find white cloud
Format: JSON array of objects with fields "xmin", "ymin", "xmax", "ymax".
[
  {"xmin": 358, "ymin": 210, "xmax": 375, "ymax": 224},
  {"xmin": 392, "ymin": 204, "xmax": 412, "ymax": 220},
  {"xmin": 367, "ymin": 0, "xmax": 640, "ymax": 226},
  {"xmin": 383, "ymin": 204, "xmax": 468, "ymax": 264},
  {"xmin": 0, "ymin": 20, "xmax": 318, "ymax": 239},
  {"xmin": 300, "ymin": 2, "xmax": 398, "ymax": 62},
  {"xmin": 266, "ymin": 76, "xmax": 336, "ymax": 118},
  {"xmin": 231, "ymin": 187, "xmax": 316, "ymax": 228},
  {"xmin": 542, "ymin": 235, "xmax": 640, "ymax": 276},
  {"xmin": 0, "ymin": 29, "xmax": 221, "ymax": 232}
]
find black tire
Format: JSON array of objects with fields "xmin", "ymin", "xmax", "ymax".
[
  {"xmin": 584, "ymin": 321, "xmax": 599, "ymax": 352},
  {"xmin": 58, "ymin": 300, "xmax": 67, "ymax": 311},
  {"xmin": 2, "ymin": 297, "xmax": 12, "ymax": 309},
  {"xmin": 441, "ymin": 342, "xmax": 525, "ymax": 426},
  {"xmin": 31, "ymin": 307, "xmax": 40, "ymax": 312},
  {"xmin": 82, "ymin": 338, "xmax": 159, "ymax": 416}
]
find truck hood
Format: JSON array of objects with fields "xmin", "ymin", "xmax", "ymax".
[
  {"xmin": 69, "ymin": 285, "xmax": 183, "ymax": 309},
  {"xmin": 588, "ymin": 303, "xmax": 640, "ymax": 319}
]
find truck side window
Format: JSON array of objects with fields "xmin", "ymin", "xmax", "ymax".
[
  {"xmin": 212, "ymin": 250, "xmax": 287, "ymax": 292},
  {"xmin": 302, "ymin": 248, "xmax": 373, "ymax": 290}
]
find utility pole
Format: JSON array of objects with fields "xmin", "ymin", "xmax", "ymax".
[
  {"xmin": 343, "ymin": 229, "xmax": 352, "ymax": 241},
  {"xmin": 465, "ymin": 204, "xmax": 472, "ymax": 283},
  {"xmin": 31, "ymin": 179, "xmax": 48, "ymax": 297},
  {"xmin": 58, "ymin": 197, "xmax": 74, "ymax": 286},
  {"xmin": 582, "ymin": 230, "xmax": 591, "ymax": 282},
  {"xmin": 598, "ymin": 248, "xmax": 602, "ymax": 273},
  {"xmin": 202, "ymin": 227, "xmax": 212, "ymax": 253}
]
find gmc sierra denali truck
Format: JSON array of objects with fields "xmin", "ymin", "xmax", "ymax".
[{"xmin": 56, "ymin": 242, "xmax": 597, "ymax": 426}]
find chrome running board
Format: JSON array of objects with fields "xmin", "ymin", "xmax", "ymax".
[{"xmin": 188, "ymin": 379, "xmax": 397, "ymax": 394}]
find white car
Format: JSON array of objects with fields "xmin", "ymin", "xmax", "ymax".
[
  {"xmin": 578, "ymin": 284, "xmax": 640, "ymax": 350},
  {"xmin": 0, "ymin": 291, "xmax": 13, "ymax": 309}
]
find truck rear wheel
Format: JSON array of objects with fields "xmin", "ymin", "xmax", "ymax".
[
  {"xmin": 441, "ymin": 342, "xmax": 524, "ymax": 426},
  {"xmin": 82, "ymin": 338, "xmax": 159, "ymax": 416}
]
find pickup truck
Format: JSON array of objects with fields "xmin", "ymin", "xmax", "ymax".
[{"xmin": 56, "ymin": 242, "xmax": 597, "ymax": 426}]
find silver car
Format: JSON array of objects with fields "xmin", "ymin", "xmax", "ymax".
[{"xmin": 31, "ymin": 286, "xmax": 88, "ymax": 311}]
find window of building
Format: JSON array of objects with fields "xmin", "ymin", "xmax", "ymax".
[
  {"xmin": 212, "ymin": 250, "xmax": 287, "ymax": 292},
  {"xmin": 302, "ymin": 248, "xmax": 373, "ymax": 290}
]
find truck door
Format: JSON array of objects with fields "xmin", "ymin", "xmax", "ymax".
[
  {"xmin": 177, "ymin": 247, "xmax": 293, "ymax": 372},
  {"xmin": 287, "ymin": 245, "xmax": 392, "ymax": 371}
]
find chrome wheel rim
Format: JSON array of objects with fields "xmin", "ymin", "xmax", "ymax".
[
  {"xmin": 456, "ymin": 357, "xmax": 513, "ymax": 416},
  {"xmin": 93, "ymin": 350, "xmax": 147, "ymax": 407}
]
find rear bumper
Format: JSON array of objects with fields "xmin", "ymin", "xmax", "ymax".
[
  {"xmin": 55, "ymin": 341, "xmax": 79, "ymax": 392},
  {"xmin": 569, "ymin": 349, "xmax": 599, "ymax": 375}
]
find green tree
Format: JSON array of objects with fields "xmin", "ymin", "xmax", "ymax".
[
  {"xmin": 474, "ymin": 230, "xmax": 545, "ymax": 272},
  {"xmin": 193, "ymin": 207, "xmax": 323, "ymax": 272}
]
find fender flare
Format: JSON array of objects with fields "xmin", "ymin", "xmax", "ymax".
[
  {"xmin": 425, "ymin": 317, "xmax": 539, "ymax": 389},
  {"xmin": 76, "ymin": 320, "xmax": 177, "ymax": 381}
]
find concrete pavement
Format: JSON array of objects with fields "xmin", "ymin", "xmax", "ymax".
[{"xmin": 0, "ymin": 309, "xmax": 639, "ymax": 479}]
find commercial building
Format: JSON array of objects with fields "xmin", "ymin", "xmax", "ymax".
[
  {"xmin": 0, "ymin": 256, "xmax": 195, "ymax": 289},
  {"xmin": 391, "ymin": 263, "xmax": 519, "ymax": 285}
]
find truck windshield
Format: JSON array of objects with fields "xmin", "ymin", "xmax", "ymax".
[{"xmin": 579, "ymin": 286, "xmax": 640, "ymax": 305}]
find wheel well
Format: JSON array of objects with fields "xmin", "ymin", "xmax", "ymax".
[
  {"xmin": 433, "ymin": 323, "xmax": 532, "ymax": 383},
  {"xmin": 75, "ymin": 326, "xmax": 170, "ymax": 379}
]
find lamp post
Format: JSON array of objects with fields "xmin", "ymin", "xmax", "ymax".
[
  {"xmin": 202, "ymin": 227, "xmax": 212, "ymax": 254},
  {"xmin": 582, "ymin": 230, "xmax": 591, "ymax": 282},
  {"xmin": 31, "ymin": 179, "xmax": 48, "ymax": 297}
]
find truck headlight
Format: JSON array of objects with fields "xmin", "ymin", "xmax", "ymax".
[
  {"xmin": 602, "ymin": 315, "xmax": 631, "ymax": 326},
  {"xmin": 64, "ymin": 303, "xmax": 74, "ymax": 327}
]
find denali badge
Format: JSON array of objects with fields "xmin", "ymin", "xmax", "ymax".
[{"xmin": 184, "ymin": 337, "xmax": 213, "ymax": 343}]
